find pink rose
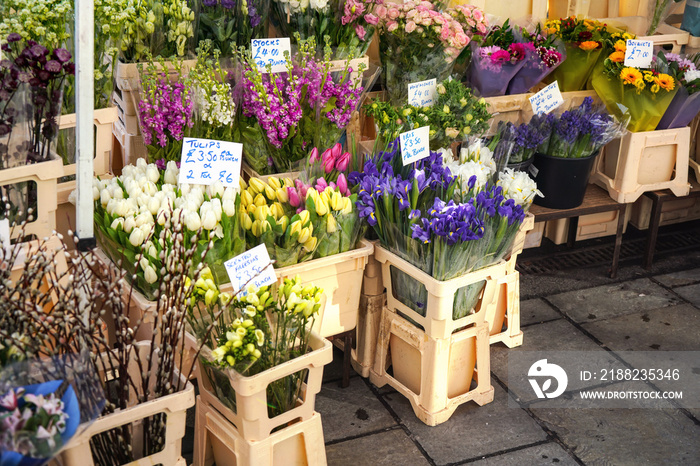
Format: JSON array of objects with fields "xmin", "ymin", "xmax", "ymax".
[
  {"xmin": 477, "ymin": 23, "xmax": 488, "ymax": 34},
  {"xmin": 387, "ymin": 8, "xmax": 399, "ymax": 20},
  {"xmin": 406, "ymin": 8, "xmax": 417, "ymax": 19},
  {"xmin": 454, "ymin": 32, "xmax": 469, "ymax": 47},
  {"xmin": 405, "ymin": 20, "xmax": 417, "ymax": 33},
  {"xmin": 440, "ymin": 25, "xmax": 450, "ymax": 41},
  {"xmin": 387, "ymin": 21, "xmax": 398, "ymax": 32},
  {"xmin": 375, "ymin": 5, "xmax": 387, "ymax": 19},
  {"xmin": 473, "ymin": 9, "xmax": 484, "ymax": 21},
  {"xmin": 364, "ymin": 13, "xmax": 379, "ymax": 26}
]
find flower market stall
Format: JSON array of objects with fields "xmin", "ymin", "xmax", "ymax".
[{"xmin": 1, "ymin": 0, "xmax": 700, "ymax": 464}]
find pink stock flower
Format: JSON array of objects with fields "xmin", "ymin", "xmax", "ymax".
[
  {"xmin": 336, "ymin": 151, "xmax": 351, "ymax": 172},
  {"xmin": 308, "ymin": 147, "xmax": 319, "ymax": 164}
]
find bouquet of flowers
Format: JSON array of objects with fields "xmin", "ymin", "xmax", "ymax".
[
  {"xmin": 445, "ymin": 4, "xmax": 488, "ymax": 78},
  {"xmin": 507, "ymin": 24, "xmax": 566, "ymax": 95},
  {"xmin": 188, "ymin": 276, "xmax": 323, "ymax": 418},
  {"xmin": 467, "ymin": 20, "xmax": 534, "ymax": 97},
  {"xmin": 92, "ymin": 159, "xmax": 244, "ymax": 297},
  {"xmin": 656, "ymin": 52, "xmax": 700, "ymax": 129},
  {"xmin": 271, "ymin": 0, "xmax": 383, "ymax": 60},
  {"xmin": 236, "ymin": 38, "xmax": 365, "ymax": 175},
  {"xmin": 543, "ymin": 17, "xmax": 608, "ymax": 91},
  {"xmin": 376, "ymin": 1, "xmax": 469, "ymax": 105},
  {"xmin": 647, "ymin": 0, "xmax": 684, "ymax": 35},
  {"xmin": 591, "ymin": 39, "xmax": 678, "ymax": 132},
  {"xmin": 194, "ymin": 0, "xmax": 268, "ymax": 57},
  {"xmin": 300, "ymin": 143, "xmax": 354, "ymax": 185}
]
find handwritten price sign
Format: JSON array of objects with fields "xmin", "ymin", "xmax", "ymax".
[
  {"xmin": 179, "ymin": 137, "xmax": 242, "ymax": 187},
  {"xmin": 224, "ymin": 244, "xmax": 277, "ymax": 295},
  {"xmin": 399, "ymin": 126, "xmax": 430, "ymax": 166},
  {"xmin": 529, "ymin": 81, "xmax": 564, "ymax": 115},
  {"xmin": 407, "ymin": 79, "xmax": 437, "ymax": 107},
  {"xmin": 251, "ymin": 38, "xmax": 291, "ymax": 73},
  {"xmin": 624, "ymin": 39, "xmax": 653, "ymax": 68}
]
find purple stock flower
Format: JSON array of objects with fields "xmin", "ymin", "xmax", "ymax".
[
  {"xmin": 221, "ymin": 0, "xmax": 235, "ymax": 8},
  {"xmin": 139, "ymin": 78, "xmax": 193, "ymax": 147}
]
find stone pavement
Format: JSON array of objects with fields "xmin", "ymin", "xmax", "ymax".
[{"xmin": 317, "ymin": 231, "xmax": 700, "ymax": 466}]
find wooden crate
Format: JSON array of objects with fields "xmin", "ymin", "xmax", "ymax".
[
  {"xmin": 544, "ymin": 209, "xmax": 630, "ymax": 244},
  {"xmin": 350, "ymin": 292, "xmax": 386, "ymax": 378},
  {"xmin": 591, "ymin": 126, "xmax": 691, "ymax": 203},
  {"xmin": 194, "ymin": 398, "xmax": 327, "ymax": 466},
  {"xmin": 504, "ymin": 213, "xmax": 535, "ymax": 272},
  {"xmin": 524, "ymin": 221, "xmax": 545, "ymax": 249},
  {"xmin": 195, "ymin": 332, "xmax": 332, "ymax": 442},
  {"xmin": 369, "ymin": 308, "xmax": 494, "ymax": 426},
  {"xmin": 690, "ymin": 115, "xmax": 700, "ymax": 182}
]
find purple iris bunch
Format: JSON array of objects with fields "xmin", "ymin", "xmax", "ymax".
[
  {"xmin": 411, "ymin": 198, "xmax": 484, "ymax": 246},
  {"xmin": 139, "ymin": 78, "xmax": 193, "ymax": 150}
]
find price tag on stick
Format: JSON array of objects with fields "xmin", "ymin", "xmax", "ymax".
[
  {"xmin": 179, "ymin": 137, "xmax": 242, "ymax": 187},
  {"xmin": 624, "ymin": 39, "xmax": 653, "ymax": 68},
  {"xmin": 407, "ymin": 79, "xmax": 437, "ymax": 107},
  {"xmin": 224, "ymin": 244, "xmax": 277, "ymax": 295},
  {"xmin": 529, "ymin": 81, "xmax": 564, "ymax": 115},
  {"xmin": 251, "ymin": 38, "xmax": 291, "ymax": 73},
  {"xmin": 399, "ymin": 126, "xmax": 430, "ymax": 166}
]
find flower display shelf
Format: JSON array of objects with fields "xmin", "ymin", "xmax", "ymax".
[
  {"xmin": 374, "ymin": 244, "xmax": 508, "ymax": 340},
  {"xmin": 222, "ymin": 240, "xmax": 374, "ymax": 337},
  {"xmin": 0, "ymin": 156, "xmax": 62, "ymax": 241},
  {"xmin": 57, "ymin": 343, "xmax": 195, "ymax": 466},
  {"xmin": 601, "ymin": 16, "xmax": 689, "ymax": 54},
  {"xmin": 591, "ymin": 126, "xmax": 691, "ymax": 203},
  {"xmin": 56, "ymin": 107, "xmax": 119, "ymax": 204},
  {"xmin": 241, "ymin": 160, "xmax": 300, "ymax": 185},
  {"xmin": 630, "ymin": 179, "xmax": 700, "ymax": 230},
  {"xmin": 194, "ymin": 398, "xmax": 327, "ymax": 466},
  {"xmin": 113, "ymin": 117, "xmax": 147, "ymax": 167},
  {"xmin": 194, "ymin": 331, "xmax": 332, "ymax": 442},
  {"xmin": 545, "ymin": 209, "xmax": 630, "ymax": 244},
  {"xmin": 369, "ymin": 308, "xmax": 493, "ymax": 426},
  {"xmin": 9, "ymin": 236, "xmax": 69, "ymax": 311},
  {"xmin": 350, "ymin": 292, "xmax": 386, "ymax": 378}
]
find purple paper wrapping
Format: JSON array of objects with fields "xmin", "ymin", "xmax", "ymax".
[
  {"xmin": 656, "ymin": 87, "xmax": 700, "ymax": 130},
  {"xmin": 507, "ymin": 42, "xmax": 567, "ymax": 95},
  {"xmin": 468, "ymin": 49, "xmax": 526, "ymax": 97}
]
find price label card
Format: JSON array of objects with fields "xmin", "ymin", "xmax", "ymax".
[
  {"xmin": 179, "ymin": 138, "xmax": 242, "ymax": 187},
  {"xmin": 624, "ymin": 39, "xmax": 653, "ymax": 68},
  {"xmin": 399, "ymin": 126, "xmax": 430, "ymax": 166},
  {"xmin": 224, "ymin": 244, "xmax": 277, "ymax": 294},
  {"xmin": 0, "ymin": 218, "xmax": 9, "ymax": 258},
  {"xmin": 407, "ymin": 78, "xmax": 437, "ymax": 107},
  {"xmin": 529, "ymin": 81, "xmax": 564, "ymax": 115},
  {"xmin": 251, "ymin": 38, "xmax": 291, "ymax": 73}
]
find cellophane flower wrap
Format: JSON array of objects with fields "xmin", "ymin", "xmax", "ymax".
[
  {"xmin": 591, "ymin": 40, "xmax": 678, "ymax": 132},
  {"xmin": 507, "ymin": 24, "xmax": 566, "ymax": 95},
  {"xmin": 656, "ymin": 52, "xmax": 700, "ymax": 129},
  {"xmin": 445, "ymin": 4, "xmax": 488, "ymax": 78},
  {"xmin": 138, "ymin": 59, "xmax": 194, "ymax": 163},
  {"xmin": 119, "ymin": 0, "xmax": 196, "ymax": 63},
  {"xmin": 187, "ymin": 276, "xmax": 323, "ymax": 418},
  {"xmin": 239, "ymin": 175, "xmax": 360, "ymax": 267},
  {"xmin": 194, "ymin": 0, "xmax": 269, "ymax": 58},
  {"xmin": 92, "ymin": 159, "xmax": 245, "ymax": 297},
  {"xmin": 376, "ymin": 1, "xmax": 469, "ymax": 105},
  {"xmin": 300, "ymin": 143, "xmax": 356, "ymax": 186},
  {"xmin": 271, "ymin": 0, "xmax": 383, "ymax": 60},
  {"xmin": 489, "ymin": 115, "xmax": 554, "ymax": 165},
  {"xmin": 236, "ymin": 38, "xmax": 365, "ymax": 175},
  {"xmin": 543, "ymin": 17, "xmax": 608, "ymax": 91},
  {"xmin": 468, "ymin": 19, "xmax": 533, "ymax": 97}
]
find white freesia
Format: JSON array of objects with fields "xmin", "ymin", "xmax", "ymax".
[
  {"xmin": 497, "ymin": 168, "xmax": 543, "ymax": 210},
  {"xmin": 684, "ymin": 69, "xmax": 700, "ymax": 83},
  {"xmin": 447, "ymin": 160, "xmax": 493, "ymax": 196},
  {"xmin": 436, "ymin": 147, "xmax": 454, "ymax": 166}
]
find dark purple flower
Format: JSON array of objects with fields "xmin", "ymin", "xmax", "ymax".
[
  {"xmin": 45, "ymin": 60, "xmax": 62, "ymax": 73},
  {"xmin": 6, "ymin": 33, "xmax": 21, "ymax": 43},
  {"xmin": 30, "ymin": 44, "xmax": 47, "ymax": 59},
  {"xmin": 52, "ymin": 48, "xmax": 72, "ymax": 64},
  {"xmin": 221, "ymin": 0, "xmax": 235, "ymax": 8}
]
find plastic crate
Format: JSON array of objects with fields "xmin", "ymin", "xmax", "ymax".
[
  {"xmin": 485, "ymin": 270, "xmax": 523, "ymax": 348},
  {"xmin": 222, "ymin": 240, "xmax": 374, "ymax": 337},
  {"xmin": 601, "ymin": 16, "xmax": 689, "ymax": 53},
  {"xmin": 591, "ymin": 126, "xmax": 691, "ymax": 203},
  {"xmin": 111, "ymin": 90, "xmax": 140, "ymax": 135},
  {"xmin": 629, "ymin": 181, "xmax": 700, "ymax": 229},
  {"xmin": 329, "ymin": 55, "xmax": 369, "ymax": 81},
  {"xmin": 504, "ymin": 212, "xmax": 535, "ymax": 272},
  {"xmin": 113, "ymin": 118, "xmax": 147, "ymax": 167},
  {"xmin": 0, "ymin": 156, "xmax": 61, "ymax": 241},
  {"xmin": 687, "ymin": 32, "xmax": 700, "ymax": 55},
  {"xmin": 374, "ymin": 244, "xmax": 509, "ymax": 340},
  {"xmin": 241, "ymin": 160, "xmax": 299, "ymax": 184},
  {"xmin": 194, "ymin": 398, "xmax": 327, "ymax": 466},
  {"xmin": 544, "ymin": 209, "xmax": 630, "ymax": 244},
  {"xmin": 350, "ymin": 293, "xmax": 386, "ymax": 378},
  {"xmin": 524, "ymin": 221, "xmax": 545, "ymax": 249},
  {"xmin": 369, "ymin": 308, "xmax": 494, "ymax": 426},
  {"xmin": 57, "ymin": 343, "xmax": 195, "ymax": 466},
  {"xmin": 690, "ymin": 114, "xmax": 700, "ymax": 182},
  {"xmin": 195, "ymin": 331, "xmax": 332, "ymax": 442}
]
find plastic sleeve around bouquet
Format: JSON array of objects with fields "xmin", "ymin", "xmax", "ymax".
[
  {"xmin": 507, "ymin": 39, "xmax": 566, "ymax": 95},
  {"xmin": 0, "ymin": 84, "xmax": 30, "ymax": 170},
  {"xmin": 656, "ymin": 86, "xmax": 700, "ymax": 130},
  {"xmin": 591, "ymin": 72, "xmax": 679, "ymax": 132},
  {"xmin": 208, "ymin": 200, "xmax": 247, "ymax": 287},
  {"xmin": 546, "ymin": 44, "xmax": 602, "ymax": 92},
  {"xmin": 0, "ymin": 352, "xmax": 105, "ymax": 464},
  {"xmin": 195, "ymin": 0, "xmax": 269, "ymax": 58},
  {"xmin": 468, "ymin": 44, "xmax": 527, "ymax": 97}
]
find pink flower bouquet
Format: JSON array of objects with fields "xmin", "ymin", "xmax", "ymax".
[
  {"xmin": 446, "ymin": 4, "xmax": 489, "ymax": 78},
  {"xmin": 507, "ymin": 25, "xmax": 566, "ymax": 95}
]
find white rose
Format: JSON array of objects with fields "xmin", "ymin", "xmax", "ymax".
[{"xmin": 129, "ymin": 227, "xmax": 146, "ymax": 247}]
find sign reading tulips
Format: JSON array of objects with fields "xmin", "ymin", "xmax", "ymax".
[
  {"xmin": 399, "ymin": 126, "xmax": 430, "ymax": 165},
  {"xmin": 225, "ymin": 244, "xmax": 277, "ymax": 295},
  {"xmin": 179, "ymin": 138, "xmax": 242, "ymax": 187}
]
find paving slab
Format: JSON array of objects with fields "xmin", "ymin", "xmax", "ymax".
[
  {"xmin": 325, "ymin": 428, "xmax": 430, "ymax": 466},
  {"xmin": 530, "ymin": 407, "xmax": 700, "ymax": 465},
  {"xmin": 673, "ymin": 283, "xmax": 700, "ymax": 307},
  {"xmin": 382, "ymin": 381, "xmax": 548, "ymax": 465},
  {"xmin": 317, "ymin": 379, "xmax": 397, "ymax": 443},
  {"xmin": 468, "ymin": 442, "xmax": 579, "ymax": 466},
  {"xmin": 653, "ymin": 268, "xmax": 700, "ymax": 288},
  {"xmin": 519, "ymin": 298, "xmax": 562, "ymax": 327},
  {"xmin": 546, "ymin": 278, "xmax": 680, "ymax": 323}
]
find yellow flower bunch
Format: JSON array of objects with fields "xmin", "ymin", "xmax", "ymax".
[{"xmin": 619, "ymin": 67, "xmax": 675, "ymax": 94}]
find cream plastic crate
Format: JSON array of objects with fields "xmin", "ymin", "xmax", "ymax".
[
  {"xmin": 485, "ymin": 270, "xmax": 523, "ymax": 348},
  {"xmin": 194, "ymin": 398, "xmax": 327, "ymax": 466},
  {"xmin": 524, "ymin": 221, "xmax": 545, "ymax": 249},
  {"xmin": 544, "ymin": 209, "xmax": 630, "ymax": 244},
  {"xmin": 113, "ymin": 118, "xmax": 147, "ymax": 167},
  {"xmin": 687, "ymin": 32, "xmax": 700, "ymax": 55},
  {"xmin": 222, "ymin": 240, "xmax": 374, "ymax": 337},
  {"xmin": 690, "ymin": 115, "xmax": 700, "ymax": 182},
  {"xmin": 195, "ymin": 331, "xmax": 332, "ymax": 442},
  {"xmin": 374, "ymin": 244, "xmax": 508, "ymax": 340},
  {"xmin": 329, "ymin": 55, "xmax": 369, "ymax": 81},
  {"xmin": 629, "ymin": 184, "xmax": 700, "ymax": 229},
  {"xmin": 369, "ymin": 308, "xmax": 494, "ymax": 426},
  {"xmin": 504, "ymin": 212, "xmax": 535, "ymax": 273},
  {"xmin": 351, "ymin": 293, "xmax": 386, "ymax": 378},
  {"xmin": 111, "ymin": 90, "xmax": 140, "ymax": 135},
  {"xmin": 114, "ymin": 59, "xmax": 198, "ymax": 93},
  {"xmin": 57, "ymin": 343, "xmax": 195, "ymax": 466},
  {"xmin": 601, "ymin": 16, "xmax": 689, "ymax": 53},
  {"xmin": 0, "ymin": 156, "xmax": 61, "ymax": 241},
  {"xmin": 591, "ymin": 126, "xmax": 691, "ymax": 203},
  {"xmin": 241, "ymin": 160, "xmax": 299, "ymax": 184},
  {"xmin": 362, "ymin": 239, "xmax": 384, "ymax": 296}
]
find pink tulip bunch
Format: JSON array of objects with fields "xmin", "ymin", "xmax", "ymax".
[
  {"xmin": 287, "ymin": 174, "xmax": 351, "ymax": 214},
  {"xmin": 302, "ymin": 143, "xmax": 355, "ymax": 187}
]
